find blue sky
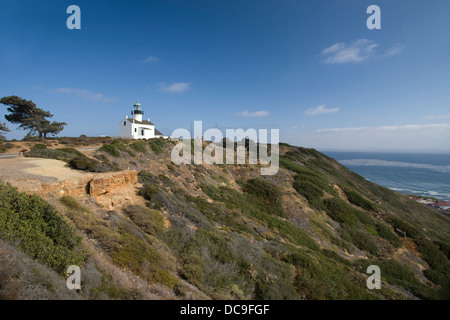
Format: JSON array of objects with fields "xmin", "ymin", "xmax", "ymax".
[{"xmin": 1, "ymin": 0, "xmax": 449, "ymax": 152}]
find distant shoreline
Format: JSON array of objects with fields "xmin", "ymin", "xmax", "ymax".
[{"xmin": 405, "ymin": 194, "xmax": 450, "ymax": 215}]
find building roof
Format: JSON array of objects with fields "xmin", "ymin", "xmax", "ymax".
[
  {"xmin": 155, "ymin": 129, "xmax": 164, "ymax": 136},
  {"xmin": 127, "ymin": 118, "xmax": 154, "ymax": 126}
]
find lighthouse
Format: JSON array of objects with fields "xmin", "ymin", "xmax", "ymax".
[
  {"xmin": 119, "ymin": 100, "xmax": 167, "ymax": 139},
  {"xmin": 131, "ymin": 101, "xmax": 144, "ymax": 122}
]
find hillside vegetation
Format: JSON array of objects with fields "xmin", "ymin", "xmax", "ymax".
[{"xmin": 1, "ymin": 139, "xmax": 449, "ymax": 300}]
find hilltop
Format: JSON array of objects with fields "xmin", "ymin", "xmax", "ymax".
[{"xmin": 0, "ymin": 138, "xmax": 449, "ymax": 300}]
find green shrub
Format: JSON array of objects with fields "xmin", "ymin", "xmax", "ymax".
[
  {"xmin": 56, "ymin": 147, "xmax": 84, "ymax": 157},
  {"xmin": 321, "ymin": 249, "xmax": 352, "ymax": 266},
  {"xmin": 93, "ymin": 154, "xmax": 109, "ymax": 162},
  {"xmin": 341, "ymin": 225, "xmax": 379, "ymax": 255},
  {"xmin": 201, "ymin": 184, "xmax": 319, "ymax": 251},
  {"xmin": 293, "ymin": 181, "xmax": 324, "ymax": 210},
  {"xmin": 99, "ymin": 143, "xmax": 121, "ymax": 157},
  {"xmin": 365, "ymin": 225, "xmax": 379, "ymax": 236},
  {"xmin": 25, "ymin": 147, "xmax": 78, "ymax": 161},
  {"xmin": 3, "ymin": 142, "xmax": 14, "ymax": 150},
  {"xmin": 415, "ymin": 237, "xmax": 450, "ymax": 285},
  {"xmin": 68, "ymin": 156, "xmax": 100, "ymax": 171},
  {"xmin": 90, "ymin": 272, "xmax": 139, "ymax": 300},
  {"xmin": 282, "ymin": 250, "xmax": 314, "ymax": 267},
  {"xmin": 294, "ymin": 173, "xmax": 334, "ymax": 194},
  {"xmin": 375, "ymin": 222, "xmax": 402, "ymax": 247},
  {"xmin": 279, "ymin": 142, "xmax": 291, "ymax": 147},
  {"xmin": 330, "ymin": 234, "xmax": 355, "ymax": 253},
  {"xmin": 100, "ymin": 141, "xmax": 135, "ymax": 158},
  {"xmin": 129, "ymin": 141, "xmax": 148, "ymax": 153},
  {"xmin": 138, "ymin": 183, "xmax": 159, "ymax": 201},
  {"xmin": 242, "ymin": 178, "xmax": 282, "ymax": 205},
  {"xmin": 388, "ymin": 216, "xmax": 420, "ymax": 239},
  {"xmin": 323, "ymin": 198, "xmax": 359, "ymax": 227},
  {"xmin": 33, "ymin": 143, "xmax": 47, "ymax": 149},
  {"xmin": 424, "ymin": 269, "xmax": 446, "ymax": 285},
  {"xmin": 280, "ymin": 157, "xmax": 317, "ymax": 176},
  {"xmin": 356, "ymin": 259, "xmax": 439, "ymax": 299},
  {"xmin": 0, "ymin": 183, "xmax": 84, "ymax": 274},
  {"xmin": 436, "ymin": 241, "xmax": 450, "ymax": 260},
  {"xmin": 185, "ymin": 194, "xmax": 260, "ymax": 237},
  {"xmin": 282, "ymin": 247, "xmax": 375, "ymax": 299},
  {"xmin": 179, "ymin": 252, "xmax": 204, "ymax": 287},
  {"xmin": 287, "ymin": 158, "xmax": 337, "ymax": 210},
  {"xmin": 112, "ymin": 232, "xmax": 177, "ymax": 288},
  {"xmin": 253, "ymin": 256, "xmax": 300, "ymax": 300},
  {"xmin": 355, "ymin": 209, "xmax": 375, "ymax": 226},
  {"xmin": 122, "ymin": 205, "xmax": 165, "ymax": 236},
  {"xmin": 148, "ymin": 138, "xmax": 167, "ymax": 155},
  {"xmin": 341, "ymin": 186, "xmax": 377, "ymax": 211},
  {"xmin": 59, "ymin": 195, "xmax": 90, "ymax": 213}
]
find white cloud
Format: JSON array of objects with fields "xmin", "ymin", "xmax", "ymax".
[
  {"xmin": 316, "ymin": 123, "xmax": 450, "ymax": 133},
  {"xmin": 158, "ymin": 82, "xmax": 191, "ymax": 93},
  {"xmin": 384, "ymin": 43, "xmax": 405, "ymax": 57},
  {"xmin": 235, "ymin": 110, "xmax": 269, "ymax": 117},
  {"xmin": 305, "ymin": 104, "xmax": 340, "ymax": 116},
  {"xmin": 141, "ymin": 56, "xmax": 159, "ymax": 63},
  {"xmin": 424, "ymin": 114, "xmax": 450, "ymax": 120},
  {"xmin": 321, "ymin": 40, "xmax": 405, "ymax": 64},
  {"xmin": 51, "ymin": 88, "xmax": 115, "ymax": 102},
  {"xmin": 322, "ymin": 39, "xmax": 378, "ymax": 64},
  {"xmin": 284, "ymin": 123, "xmax": 450, "ymax": 153}
]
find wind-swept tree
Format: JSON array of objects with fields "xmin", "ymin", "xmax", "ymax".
[
  {"xmin": 0, "ymin": 96, "xmax": 66, "ymax": 139},
  {"xmin": 0, "ymin": 122, "xmax": 9, "ymax": 141},
  {"xmin": 0, "ymin": 104, "xmax": 11, "ymax": 140},
  {"xmin": 39, "ymin": 120, "xmax": 67, "ymax": 139},
  {"xmin": 0, "ymin": 122, "xmax": 9, "ymax": 134}
]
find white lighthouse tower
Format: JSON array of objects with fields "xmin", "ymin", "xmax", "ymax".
[
  {"xmin": 131, "ymin": 101, "xmax": 143, "ymax": 122},
  {"xmin": 119, "ymin": 100, "xmax": 167, "ymax": 139}
]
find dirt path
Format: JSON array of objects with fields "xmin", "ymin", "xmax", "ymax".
[{"xmin": 0, "ymin": 157, "xmax": 95, "ymax": 193}]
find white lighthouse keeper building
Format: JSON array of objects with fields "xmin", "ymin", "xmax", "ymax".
[{"xmin": 119, "ymin": 101, "xmax": 166, "ymax": 139}]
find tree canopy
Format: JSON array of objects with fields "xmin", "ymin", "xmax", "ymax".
[
  {"xmin": 0, "ymin": 96, "xmax": 66, "ymax": 139},
  {"xmin": 0, "ymin": 122, "xmax": 9, "ymax": 134}
]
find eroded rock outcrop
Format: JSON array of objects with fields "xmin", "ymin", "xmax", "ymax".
[
  {"xmin": 88, "ymin": 170, "xmax": 138, "ymax": 197},
  {"xmin": 39, "ymin": 176, "xmax": 94, "ymax": 197},
  {"xmin": 87, "ymin": 170, "xmax": 141, "ymax": 209},
  {"xmin": 35, "ymin": 169, "xmax": 140, "ymax": 209}
]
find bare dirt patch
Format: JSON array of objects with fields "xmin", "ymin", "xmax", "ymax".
[{"xmin": 0, "ymin": 157, "xmax": 95, "ymax": 195}]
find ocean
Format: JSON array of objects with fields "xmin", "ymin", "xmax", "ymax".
[{"xmin": 321, "ymin": 151, "xmax": 450, "ymax": 202}]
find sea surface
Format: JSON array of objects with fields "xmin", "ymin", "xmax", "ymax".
[{"xmin": 321, "ymin": 151, "xmax": 450, "ymax": 202}]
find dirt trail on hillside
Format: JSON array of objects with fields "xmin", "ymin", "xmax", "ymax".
[
  {"xmin": 0, "ymin": 157, "xmax": 92, "ymax": 181},
  {"xmin": 0, "ymin": 157, "xmax": 94, "ymax": 193},
  {"xmin": 0, "ymin": 157, "xmax": 144, "ymax": 210}
]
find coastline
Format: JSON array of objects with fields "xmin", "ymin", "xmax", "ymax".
[{"xmin": 406, "ymin": 194, "xmax": 450, "ymax": 215}]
